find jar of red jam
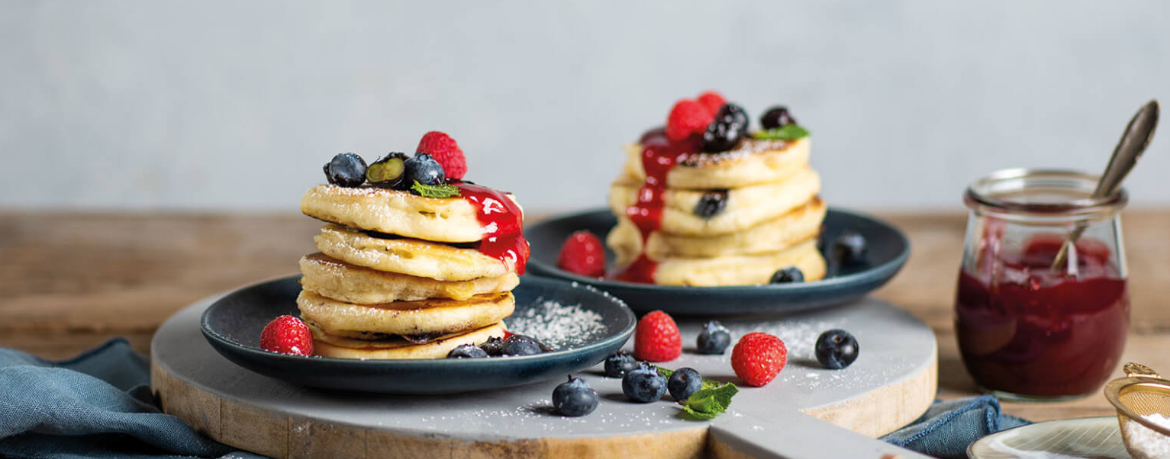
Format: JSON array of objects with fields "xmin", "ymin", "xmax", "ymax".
[{"xmin": 956, "ymin": 169, "xmax": 1130, "ymax": 401}]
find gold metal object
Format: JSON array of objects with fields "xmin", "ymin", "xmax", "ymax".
[{"xmin": 1105, "ymin": 362, "xmax": 1170, "ymax": 457}]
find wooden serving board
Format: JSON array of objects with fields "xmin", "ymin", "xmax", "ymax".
[{"xmin": 151, "ymin": 293, "xmax": 937, "ymax": 459}]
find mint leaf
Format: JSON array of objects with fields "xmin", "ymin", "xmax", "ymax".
[
  {"xmin": 752, "ymin": 124, "xmax": 810, "ymax": 141},
  {"xmin": 681, "ymin": 383, "xmax": 738, "ymax": 419},
  {"xmin": 410, "ymin": 181, "xmax": 461, "ymax": 198},
  {"xmin": 656, "ymin": 367, "xmax": 674, "ymax": 379}
]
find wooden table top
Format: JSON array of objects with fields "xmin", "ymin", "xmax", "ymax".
[{"xmin": 4, "ymin": 210, "xmax": 1170, "ymax": 423}]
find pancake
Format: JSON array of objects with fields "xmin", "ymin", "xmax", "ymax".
[
  {"xmin": 297, "ymin": 290, "xmax": 515, "ymax": 338},
  {"xmin": 612, "ymin": 238, "xmax": 826, "ymax": 286},
  {"xmin": 620, "ymin": 137, "xmax": 810, "ymax": 190},
  {"xmin": 308, "ymin": 321, "xmax": 506, "ymax": 360},
  {"xmin": 301, "ymin": 184, "xmax": 522, "ymax": 243},
  {"xmin": 315, "ymin": 224, "xmax": 513, "ymax": 281},
  {"xmin": 608, "ymin": 197, "xmax": 826, "ymax": 260},
  {"xmin": 299, "ymin": 253, "xmax": 519, "ymax": 303},
  {"xmin": 609, "ymin": 167, "xmax": 820, "ymax": 237}
]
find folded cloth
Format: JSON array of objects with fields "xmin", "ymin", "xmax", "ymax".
[
  {"xmin": 882, "ymin": 395, "xmax": 1031, "ymax": 459},
  {"xmin": 0, "ymin": 338, "xmax": 266, "ymax": 459}
]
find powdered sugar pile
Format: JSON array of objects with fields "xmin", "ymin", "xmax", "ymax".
[
  {"xmin": 505, "ymin": 298, "xmax": 606, "ymax": 350},
  {"xmin": 1126, "ymin": 413, "xmax": 1170, "ymax": 459}
]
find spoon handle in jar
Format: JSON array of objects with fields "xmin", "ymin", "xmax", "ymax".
[{"xmin": 1052, "ymin": 100, "xmax": 1160, "ymax": 270}]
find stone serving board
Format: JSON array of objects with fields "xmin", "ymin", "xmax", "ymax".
[{"xmin": 151, "ymin": 292, "xmax": 937, "ymax": 459}]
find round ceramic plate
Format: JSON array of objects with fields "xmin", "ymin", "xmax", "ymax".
[
  {"xmin": 968, "ymin": 416, "xmax": 1131, "ymax": 459},
  {"xmin": 201, "ymin": 275, "xmax": 635, "ymax": 394},
  {"xmin": 525, "ymin": 208, "xmax": 910, "ymax": 315}
]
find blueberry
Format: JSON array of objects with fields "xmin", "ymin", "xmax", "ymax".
[
  {"xmin": 667, "ymin": 367, "xmax": 702, "ymax": 402},
  {"xmin": 702, "ymin": 104, "xmax": 749, "ymax": 152},
  {"xmin": 323, "ymin": 153, "xmax": 367, "ymax": 187},
  {"xmin": 622, "ymin": 364, "xmax": 667, "ymax": 403},
  {"xmin": 604, "ymin": 351, "xmax": 639, "ymax": 378},
  {"xmin": 478, "ymin": 336, "xmax": 505, "ymax": 357},
  {"xmin": 365, "ymin": 152, "xmax": 408, "ymax": 189},
  {"xmin": 694, "ymin": 190, "xmax": 728, "ymax": 218},
  {"xmin": 769, "ymin": 266, "xmax": 805, "ymax": 284},
  {"xmin": 405, "ymin": 153, "xmax": 446, "ymax": 187},
  {"xmin": 815, "ymin": 329, "xmax": 859, "ymax": 370},
  {"xmin": 552, "ymin": 375, "xmax": 599, "ymax": 417},
  {"xmin": 446, "ymin": 344, "xmax": 488, "ymax": 359},
  {"xmin": 760, "ymin": 106, "xmax": 797, "ymax": 130},
  {"xmin": 832, "ymin": 232, "xmax": 868, "ymax": 265},
  {"xmin": 502, "ymin": 334, "xmax": 547, "ymax": 356},
  {"xmin": 696, "ymin": 321, "xmax": 731, "ymax": 355}
]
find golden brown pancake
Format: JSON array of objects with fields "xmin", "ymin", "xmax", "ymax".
[
  {"xmin": 299, "ymin": 253, "xmax": 519, "ymax": 303},
  {"xmin": 301, "ymin": 184, "xmax": 522, "ymax": 243},
  {"xmin": 611, "ymin": 238, "xmax": 826, "ymax": 286},
  {"xmin": 297, "ymin": 290, "xmax": 515, "ymax": 338},
  {"xmin": 314, "ymin": 224, "xmax": 513, "ymax": 281},
  {"xmin": 620, "ymin": 137, "xmax": 810, "ymax": 190},
  {"xmin": 308, "ymin": 321, "xmax": 506, "ymax": 360}
]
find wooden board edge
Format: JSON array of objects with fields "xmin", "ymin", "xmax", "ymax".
[{"xmin": 799, "ymin": 345, "xmax": 938, "ymax": 438}]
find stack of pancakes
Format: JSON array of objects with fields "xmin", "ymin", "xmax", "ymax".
[
  {"xmin": 607, "ymin": 136, "xmax": 827, "ymax": 286},
  {"xmin": 296, "ymin": 184, "xmax": 521, "ymax": 359}
]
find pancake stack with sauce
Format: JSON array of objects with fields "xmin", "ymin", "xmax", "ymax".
[
  {"xmin": 606, "ymin": 93, "xmax": 826, "ymax": 286},
  {"xmin": 297, "ymin": 139, "xmax": 527, "ymax": 359}
]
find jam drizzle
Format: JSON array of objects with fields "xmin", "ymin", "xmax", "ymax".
[
  {"xmin": 455, "ymin": 182, "xmax": 530, "ymax": 275},
  {"xmin": 614, "ymin": 128, "xmax": 700, "ymax": 283}
]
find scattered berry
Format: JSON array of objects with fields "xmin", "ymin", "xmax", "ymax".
[
  {"xmin": 552, "ymin": 375, "xmax": 599, "ymax": 417},
  {"xmin": 731, "ymin": 332, "xmax": 787, "ymax": 387},
  {"xmin": 760, "ymin": 106, "xmax": 797, "ymax": 130},
  {"xmin": 832, "ymin": 231, "xmax": 868, "ymax": 265},
  {"xmin": 478, "ymin": 336, "xmax": 505, "ymax": 357},
  {"xmin": 665, "ymin": 99, "xmax": 715, "ymax": 141},
  {"xmin": 815, "ymin": 329, "xmax": 859, "ymax": 370},
  {"xmin": 696, "ymin": 91, "xmax": 726, "ymax": 113},
  {"xmin": 634, "ymin": 310, "xmax": 682, "ymax": 362},
  {"xmin": 323, "ymin": 153, "xmax": 367, "ymax": 187},
  {"xmin": 260, "ymin": 315, "xmax": 314, "ymax": 356},
  {"xmin": 557, "ymin": 231, "xmax": 606, "ymax": 277},
  {"xmin": 702, "ymin": 103, "xmax": 749, "ymax": 152},
  {"xmin": 622, "ymin": 363, "xmax": 667, "ymax": 403},
  {"xmin": 502, "ymin": 334, "xmax": 548, "ymax": 356},
  {"xmin": 604, "ymin": 351, "xmax": 639, "ymax": 378},
  {"xmin": 365, "ymin": 152, "xmax": 408, "ymax": 189},
  {"xmin": 769, "ymin": 266, "xmax": 805, "ymax": 284},
  {"xmin": 447, "ymin": 344, "xmax": 488, "ymax": 359},
  {"xmin": 667, "ymin": 367, "xmax": 702, "ymax": 402},
  {"xmin": 415, "ymin": 131, "xmax": 467, "ymax": 180},
  {"xmin": 696, "ymin": 321, "xmax": 731, "ymax": 355},
  {"xmin": 694, "ymin": 190, "xmax": 728, "ymax": 218},
  {"xmin": 404, "ymin": 153, "xmax": 446, "ymax": 187}
]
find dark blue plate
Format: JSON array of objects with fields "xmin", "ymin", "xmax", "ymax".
[
  {"xmin": 525, "ymin": 208, "xmax": 910, "ymax": 316},
  {"xmin": 201, "ymin": 275, "xmax": 635, "ymax": 394}
]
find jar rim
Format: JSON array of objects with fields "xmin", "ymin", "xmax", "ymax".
[{"xmin": 964, "ymin": 168, "xmax": 1128, "ymax": 217}]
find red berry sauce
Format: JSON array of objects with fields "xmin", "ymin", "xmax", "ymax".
[
  {"xmin": 956, "ymin": 232, "xmax": 1129, "ymax": 397},
  {"xmin": 614, "ymin": 128, "xmax": 701, "ymax": 283},
  {"xmin": 455, "ymin": 182, "xmax": 530, "ymax": 275}
]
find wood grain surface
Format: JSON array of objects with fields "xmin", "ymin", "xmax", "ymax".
[{"xmin": 3, "ymin": 210, "xmax": 1170, "ymax": 423}]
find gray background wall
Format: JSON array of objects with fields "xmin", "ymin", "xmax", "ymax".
[{"xmin": 2, "ymin": 0, "xmax": 1168, "ymax": 214}]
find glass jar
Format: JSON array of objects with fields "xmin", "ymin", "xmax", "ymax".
[{"xmin": 956, "ymin": 169, "xmax": 1130, "ymax": 401}]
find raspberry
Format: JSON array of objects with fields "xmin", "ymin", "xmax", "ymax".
[
  {"xmin": 557, "ymin": 231, "xmax": 606, "ymax": 277},
  {"xmin": 696, "ymin": 91, "xmax": 726, "ymax": 113},
  {"xmin": 731, "ymin": 332, "xmax": 787, "ymax": 386},
  {"xmin": 415, "ymin": 131, "xmax": 467, "ymax": 180},
  {"xmin": 665, "ymin": 99, "xmax": 715, "ymax": 141},
  {"xmin": 634, "ymin": 310, "xmax": 682, "ymax": 362},
  {"xmin": 260, "ymin": 315, "xmax": 314, "ymax": 356}
]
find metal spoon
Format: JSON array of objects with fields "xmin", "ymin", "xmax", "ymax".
[{"xmin": 1052, "ymin": 100, "xmax": 1160, "ymax": 270}]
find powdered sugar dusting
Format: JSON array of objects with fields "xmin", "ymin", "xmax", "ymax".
[
  {"xmin": 506, "ymin": 298, "xmax": 607, "ymax": 349},
  {"xmin": 1127, "ymin": 413, "xmax": 1170, "ymax": 459}
]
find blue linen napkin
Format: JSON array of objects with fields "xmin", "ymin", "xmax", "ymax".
[
  {"xmin": 0, "ymin": 339, "xmax": 1025, "ymax": 459},
  {"xmin": 883, "ymin": 395, "xmax": 1032, "ymax": 459},
  {"xmin": 0, "ymin": 338, "xmax": 264, "ymax": 459}
]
